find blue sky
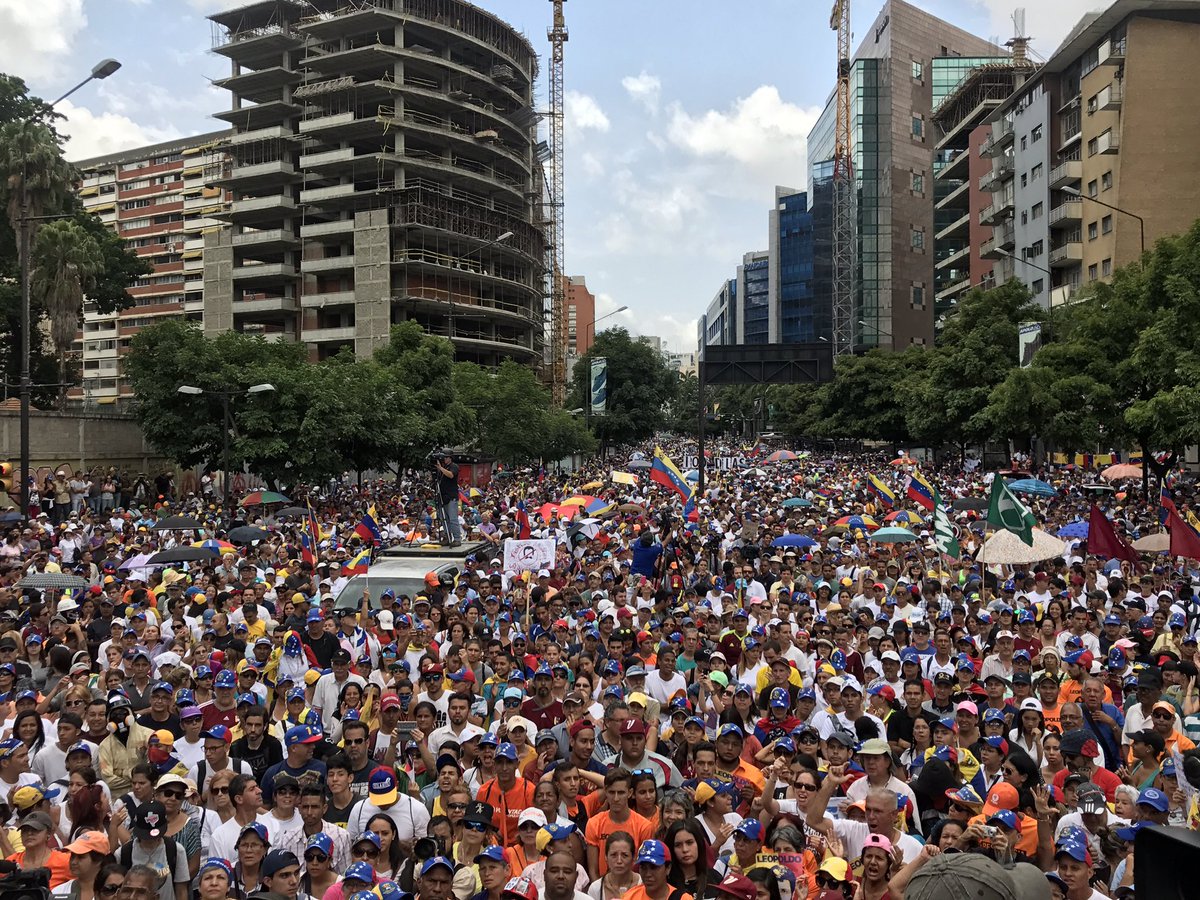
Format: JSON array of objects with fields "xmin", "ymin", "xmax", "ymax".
[{"xmin": 3, "ymin": 0, "xmax": 1100, "ymax": 351}]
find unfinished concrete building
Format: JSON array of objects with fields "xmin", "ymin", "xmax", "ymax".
[{"xmin": 205, "ymin": 0, "xmax": 546, "ymax": 366}]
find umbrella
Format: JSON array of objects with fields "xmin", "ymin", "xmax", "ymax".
[
  {"xmin": 1101, "ymin": 463, "xmax": 1143, "ymax": 481},
  {"xmin": 833, "ymin": 515, "xmax": 880, "ymax": 531},
  {"xmin": 742, "ymin": 468, "xmax": 767, "ymax": 477},
  {"xmin": 1006, "ymin": 478, "xmax": 1058, "ymax": 497},
  {"xmin": 782, "ymin": 498, "xmax": 812, "ymax": 508},
  {"xmin": 537, "ymin": 503, "xmax": 576, "ymax": 521},
  {"xmin": 228, "ymin": 526, "xmax": 271, "ymax": 544},
  {"xmin": 1055, "ymin": 521, "xmax": 1089, "ymax": 539},
  {"xmin": 240, "ymin": 491, "xmax": 290, "ymax": 506},
  {"xmin": 560, "ymin": 495, "xmax": 599, "ymax": 508},
  {"xmin": 772, "ymin": 534, "xmax": 818, "ymax": 548},
  {"xmin": 890, "ymin": 456, "xmax": 917, "ymax": 466},
  {"xmin": 152, "ymin": 515, "xmax": 202, "ymax": 530},
  {"xmin": 580, "ymin": 481, "xmax": 604, "ymax": 490},
  {"xmin": 952, "ymin": 498, "xmax": 989, "ymax": 512},
  {"xmin": 1081, "ymin": 483, "xmax": 1116, "ymax": 493},
  {"xmin": 17, "ymin": 573, "xmax": 89, "ymax": 590},
  {"xmin": 1132, "ymin": 532, "xmax": 1170, "ymax": 552},
  {"xmin": 869, "ymin": 526, "xmax": 918, "ymax": 543},
  {"xmin": 684, "ymin": 470, "xmax": 700, "ymax": 483},
  {"xmin": 628, "ymin": 460, "xmax": 653, "ymax": 470},
  {"xmin": 277, "ymin": 506, "xmax": 309, "ymax": 518},
  {"xmin": 618, "ymin": 503, "xmax": 645, "ymax": 514},
  {"xmin": 466, "ymin": 487, "xmax": 484, "ymax": 500},
  {"xmin": 883, "ymin": 510, "xmax": 920, "ymax": 524},
  {"xmin": 976, "ymin": 528, "xmax": 1068, "ymax": 565},
  {"xmin": 192, "ymin": 539, "xmax": 236, "ymax": 553},
  {"xmin": 767, "ymin": 450, "xmax": 799, "ymax": 463},
  {"xmin": 568, "ymin": 519, "xmax": 602, "ymax": 540},
  {"xmin": 147, "ymin": 547, "xmax": 220, "ymax": 565},
  {"xmin": 118, "ymin": 553, "xmax": 154, "ymax": 570}
]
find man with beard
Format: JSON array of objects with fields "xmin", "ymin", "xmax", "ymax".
[
  {"xmin": 521, "ymin": 663, "xmax": 565, "ymax": 730},
  {"xmin": 229, "ymin": 707, "xmax": 283, "ymax": 783}
]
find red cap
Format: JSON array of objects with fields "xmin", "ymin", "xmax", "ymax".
[
  {"xmin": 619, "ymin": 718, "xmax": 647, "ymax": 736},
  {"xmin": 553, "ymin": 619, "xmax": 569, "ymax": 629},
  {"xmin": 569, "ymin": 720, "xmax": 597, "ymax": 739},
  {"xmin": 617, "ymin": 608, "xmax": 633, "ymax": 620},
  {"xmin": 425, "ymin": 663, "xmax": 444, "ymax": 675},
  {"xmin": 88, "ymin": 585, "xmax": 103, "ymax": 595},
  {"xmin": 637, "ymin": 631, "xmax": 652, "ymax": 643},
  {"xmin": 381, "ymin": 693, "xmax": 401, "ymax": 711},
  {"xmin": 713, "ymin": 873, "xmax": 756, "ymax": 900}
]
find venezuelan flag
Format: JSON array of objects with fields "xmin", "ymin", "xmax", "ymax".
[
  {"xmin": 341, "ymin": 548, "xmax": 370, "ymax": 576},
  {"xmin": 650, "ymin": 446, "xmax": 695, "ymax": 503},
  {"xmin": 1160, "ymin": 484, "xmax": 1178, "ymax": 526},
  {"xmin": 868, "ymin": 474, "xmax": 895, "ymax": 507},
  {"xmin": 354, "ymin": 505, "xmax": 384, "ymax": 545},
  {"xmin": 906, "ymin": 470, "xmax": 936, "ymax": 511}
]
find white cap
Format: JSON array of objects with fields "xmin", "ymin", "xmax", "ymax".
[
  {"xmin": 537, "ymin": 569, "xmax": 551, "ymax": 578},
  {"xmin": 880, "ymin": 650, "xmax": 901, "ymax": 663},
  {"xmin": 518, "ymin": 807, "xmax": 548, "ymax": 827},
  {"xmin": 995, "ymin": 630, "xmax": 1015, "ymax": 641},
  {"xmin": 636, "ymin": 598, "xmax": 654, "ymax": 611},
  {"xmin": 377, "ymin": 610, "xmax": 394, "ymax": 630},
  {"xmin": 1019, "ymin": 697, "xmax": 1043, "ymax": 712}
]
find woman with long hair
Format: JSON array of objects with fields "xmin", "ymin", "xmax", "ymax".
[
  {"xmin": 899, "ymin": 716, "xmax": 933, "ymax": 779},
  {"xmin": 587, "ymin": 831, "xmax": 639, "ymax": 900},
  {"xmin": 367, "ymin": 813, "xmax": 403, "ymax": 881},
  {"xmin": 746, "ymin": 866, "xmax": 783, "ymax": 900},
  {"xmin": 198, "ymin": 769, "xmax": 236, "ymax": 852},
  {"xmin": 665, "ymin": 820, "xmax": 713, "ymax": 900},
  {"xmin": 1040, "ymin": 731, "xmax": 1066, "ymax": 785},
  {"xmin": 65, "ymin": 783, "xmax": 108, "ymax": 842},
  {"xmin": 631, "ymin": 770, "xmax": 660, "ymax": 834},
  {"xmin": 505, "ymin": 807, "xmax": 542, "ymax": 877},
  {"xmin": 1008, "ymin": 699, "xmax": 1046, "ymax": 765},
  {"xmin": 12, "ymin": 709, "xmax": 46, "ymax": 760},
  {"xmin": 329, "ymin": 681, "xmax": 365, "ymax": 744},
  {"xmin": 719, "ymin": 684, "xmax": 759, "ymax": 734},
  {"xmin": 24, "ymin": 632, "xmax": 49, "ymax": 692}
]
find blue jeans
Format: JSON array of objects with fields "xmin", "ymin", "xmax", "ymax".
[{"xmin": 441, "ymin": 498, "xmax": 462, "ymax": 543}]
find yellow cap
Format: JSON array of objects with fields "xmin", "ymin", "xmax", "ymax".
[
  {"xmin": 12, "ymin": 786, "xmax": 45, "ymax": 810},
  {"xmin": 628, "ymin": 692, "xmax": 649, "ymax": 708},
  {"xmin": 304, "ymin": 670, "xmax": 322, "ymax": 686},
  {"xmin": 818, "ymin": 857, "xmax": 849, "ymax": 882}
]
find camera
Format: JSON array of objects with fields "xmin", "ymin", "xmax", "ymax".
[
  {"xmin": 0, "ymin": 864, "xmax": 51, "ymax": 900},
  {"xmin": 413, "ymin": 836, "xmax": 445, "ymax": 861}
]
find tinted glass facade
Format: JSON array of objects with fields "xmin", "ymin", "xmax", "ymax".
[
  {"xmin": 777, "ymin": 191, "xmax": 818, "ymax": 342},
  {"xmin": 853, "ymin": 58, "xmax": 888, "ymax": 345},
  {"xmin": 742, "ymin": 257, "xmax": 770, "ymax": 344}
]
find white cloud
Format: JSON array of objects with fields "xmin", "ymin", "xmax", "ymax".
[
  {"xmin": 666, "ymin": 85, "xmax": 821, "ymax": 179},
  {"xmin": 621, "ymin": 71, "xmax": 662, "ymax": 114},
  {"xmin": 610, "ymin": 168, "xmax": 706, "ymax": 235},
  {"xmin": 0, "ymin": 0, "xmax": 87, "ymax": 82},
  {"xmin": 565, "ymin": 91, "xmax": 610, "ymax": 133},
  {"xmin": 594, "ymin": 292, "xmax": 635, "ymax": 329},
  {"xmin": 57, "ymin": 99, "xmax": 179, "ymax": 162},
  {"xmin": 580, "ymin": 151, "xmax": 606, "ymax": 178}
]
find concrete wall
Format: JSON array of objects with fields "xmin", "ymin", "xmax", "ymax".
[
  {"xmin": 353, "ymin": 209, "xmax": 393, "ymax": 358},
  {"xmin": 203, "ymin": 229, "xmax": 235, "ymax": 336},
  {"xmin": 1012, "ymin": 87, "xmax": 1053, "ymax": 306},
  {"xmin": 0, "ymin": 409, "xmax": 166, "ymax": 475}
]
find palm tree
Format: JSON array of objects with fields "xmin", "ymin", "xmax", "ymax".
[
  {"xmin": 0, "ymin": 121, "xmax": 75, "ymax": 264},
  {"xmin": 31, "ymin": 219, "xmax": 103, "ymax": 398}
]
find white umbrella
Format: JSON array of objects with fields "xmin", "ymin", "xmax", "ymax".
[
  {"xmin": 1132, "ymin": 532, "xmax": 1170, "ymax": 552},
  {"xmin": 976, "ymin": 528, "xmax": 1068, "ymax": 565}
]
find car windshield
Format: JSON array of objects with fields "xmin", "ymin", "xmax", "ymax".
[{"xmin": 332, "ymin": 574, "xmax": 431, "ymax": 609}]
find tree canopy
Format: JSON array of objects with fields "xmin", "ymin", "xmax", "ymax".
[{"xmin": 568, "ymin": 327, "xmax": 678, "ymax": 446}]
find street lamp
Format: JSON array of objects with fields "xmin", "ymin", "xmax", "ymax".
[
  {"xmin": 448, "ymin": 231, "xmax": 514, "ymax": 343},
  {"xmin": 19, "ymin": 59, "xmax": 122, "ymax": 519},
  {"xmin": 994, "ymin": 248, "xmax": 1054, "ymax": 278},
  {"xmin": 584, "ymin": 305, "xmax": 628, "ymax": 429},
  {"xmin": 177, "ymin": 383, "xmax": 275, "ymax": 519},
  {"xmin": 858, "ymin": 319, "xmax": 893, "ymax": 346},
  {"xmin": 1061, "ymin": 186, "xmax": 1145, "ymax": 256}
]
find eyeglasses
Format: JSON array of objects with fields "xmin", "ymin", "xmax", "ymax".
[
  {"xmin": 631, "ymin": 768, "xmax": 654, "ymax": 776},
  {"xmin": 795, "ymin": 782, "xmax": 818, "ymax": 791},
  {"xmin": 448, "ymin": 803, "xmax": 468, "ymax": 811},
  {"xmin": 344, "ymin": 737, "xmax": 366, "ymax": 746},
  {"xmin": 210, "ymin": 786, "xmax": 229, "ymax": 795},
  {"xmin": 158, "ymin": 789, "xmax": 185, "ymax": 800},
  {"xmin": 504, "ymin": 699, "xmax": 520, "ymax": 708},
  {"xmin": 304, "ymin": 852, "xmax": 329, "ymax": 863},
  {"xmin": 64, "ymin": 699, "xmax": 85, "ymax": 707},
  {"xmin": 816, "ymin": 877, "xmax": 842, "ymax": 888},
  {"xmin": 1152, "ymin": 712, "xmax": 1175, "ymax": 720},
  {"xmin": 100, "ymin": 884, "xmax": 124, "ymax": 896}
]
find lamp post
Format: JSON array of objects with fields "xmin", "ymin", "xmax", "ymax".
[
  {"xmin": 448, "ymin": 231, "xmax": 514, "ymax": 346},
  {"xmin": 177, "ymin": 383, "xmax": 275, "ymax": 520},
  {"xmin": 583, "ymin": 305, "xmax": 628, "ymax": 429},
  {"xmin": 994, "ymin": 248, "xmax": 1054, "ymax": 278},
  {"xmin": 858, "ymin": 319, "xmax": 893, "ymax": 345},
  {"xmin": 18, "ymin": 58, "xmax": 122, "ymax": 519},
  {"xmin": 1061, "ymin": 186, "xmax": 1145, "ymax": 257}
]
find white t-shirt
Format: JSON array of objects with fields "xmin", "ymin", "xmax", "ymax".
[
  {"xmin": 845, "ymin": 775, "xmax": 922, "ymax": 834},
  {"xmin": 828, "ymin": 817, "xmax": 922, "ymax": 866},
  {"xmin": 644, "ymin": 670, "xmax": 687, "ymax": 707},
  {"xmin": 346, "ymin": 795, "xmax": 431, "ymax": 845}
]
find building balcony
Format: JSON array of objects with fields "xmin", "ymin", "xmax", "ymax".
[
  {"xmin": 229, "ymin": 125, "xmax": 298, "ymax": 145},
  {"xmin": 935, "ymin": 148, "xmax": 971, "ymax": 182},
  {"xmin": 979, "ymin": 157, "xmax": 1014, "ymax": 192},
  {"xmin": 935, "ymin": 245, "xmax": 969, "ymax": 271},
  {"xmin": 304, "ymin": 325, "xmax": 356, "ymax": 344},
  {"xmin": 212, "ymin": 66, "xmax": 301, "ymax": 105},
  {"xmin": 233, "ymin": 227, "xmax": 299, "ymax": 255},
  {"xmin": 212, "ymin": 100, "xmax": 301, "ymax": 129},
  {"xmin": 936, "ymin": 276, "xmax": 972, "ymax": 302},
  {"xmin": 980, "ymin": 225, "xmax": 1016, "ymax": 259},
  {"xmin": 301, "ymin": 255, "xmax": 356, "ymax": 274},
  {"xmin": 935, "ymin": 212, "xmax": 970, "ymax": 243},
  {"xmin": 1049, "ymin": 242, "xmax": 1084, "ymax": 267},
  {"xmin": 979, "ymin": 193, "xmax": 1015, "ymax": 226},
  {"xmin": 232, "ymin": 262, "xmax": 297, "ymax": 284},
  {"xmin": 934, "ymin": 179, "xmax": 969, "ymax": 212},
  {"xmin": 1049, "ymin": 160, "xmax": 1082, "ymax": 189},
  {"xmin": 232, "ymin": 297, "xmax": 299, "ymax": 316},
  {"xmin": 1049, "ymin": 200, "xmax": 1083, "ymax": 226},
  {"xmin": 1098, "ymin": 37, "xmax": 1126, "ymax": 66},
  {"xmin": 299, "ymin": 183, "xmax": 361, "ymax": 205},
  {"xmin": 223, "ymin": 194, "xmax": 296, "ymax": 224},
  {"xmin": 1050, "ymin": 283, "xmax": 1080, "ymax": 307},
  {"xmin": 216, "ymin": 160, "xmax": 298, "ymax": 190},
  {"xmin": 980, "ymin": 120, "xmax": 1014, "ymax": 157},
  {"xmin": 1099, "ymin": 82, "xmax": 1123, "ymax": 111},
  {"xmin": 300, "ymin": 219, "xmax": 354, "ymax": 240},
  {"xmin": 1097, "ymin": 131, "xmax": 1120, "ymax": 155},
  {"xmin": 301, "ymin": 290, "xmax": 356, "ymax": 309}
]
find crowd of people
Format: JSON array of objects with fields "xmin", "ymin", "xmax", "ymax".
[{"xmin": 0, "ymin": 442, "xmax": 1195, "ymax": 900}]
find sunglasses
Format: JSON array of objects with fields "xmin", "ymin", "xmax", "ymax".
[
  {"xmin": 464, "ymin": 821, "xmax": 488, "ymax": 832},
  {"xmin": 64, "ymin": 699, "xmax": 85, "ymax": 707},
  {"xmin": 1152, "ymin": 712, "xmax": 1175, "ymax": 720},
  {"xmin": 158, "ymin": 789, "xmax": 185, "ymax": 800},
  {"xmin": 344, "ymin": 737, "xmax": 366, "ymax": 746},
  {"xmin": 795, "ymin": 782, "xmax": 819, "ymax": 791},
  {"xmin": 817, "ymin": 877, "xmax": 842, "ymax": 888},
  {"xmin": 448, "ymin": 803, "xmax": 468, "ymax": 811},
  {"xmin": 210, "ymin": 786, "xmax": 229, "ymax": 795},
  {"xmin": 100, "ymin": 885, "xmax": 124, "ymax": 896},
  {"xmin": 305, "ymin": 852, "xmax": 329, "ymax": 863},
  {"xmin": 353, "ymin": 847, "xmax": 380, "ymax": 857}
]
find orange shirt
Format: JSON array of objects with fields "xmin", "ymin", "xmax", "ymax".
[
  {"xmin": 968, "ymin": 812, "xmax": 1038, "ymax": 858},
  {"xmin": 7, "ymin": 849, "xmax": 72, "ymax": 888},
  {"xmin": 622, "ymin": 885, "xmax": 692, "ymax": 900},
  {"xmin": 477, "ymin": 777, "xmax": 537, "ymax": 846},
  {"xmin": 1057, "ymin": 679, "xmax": 1111, "ymax": 707},
  {"xmin": 505, "ymin": 843, "xmax": 537, "ymax": 877},
  {"xmin": 717, "ymin": 759, "xmax": 765, "ymax": 795},
  {"xmin": 1041, "ymin": 702, "xmax": 1061, "ymax": 735},
  {"xmin": 586, "ymin": 809, "xmax": 655, "ymax": 875}
]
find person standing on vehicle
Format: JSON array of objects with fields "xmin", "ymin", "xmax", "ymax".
[{"xmin": 435, "ymin": 452, "xmax": 462, "ymax": 547}]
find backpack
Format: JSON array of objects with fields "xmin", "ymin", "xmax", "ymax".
[{"xmin": 118, "ymin": 834, "xmax": 182, "ymax": 886}]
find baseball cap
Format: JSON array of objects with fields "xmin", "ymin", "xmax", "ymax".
[
  {"xmin": 495, "ymin": 742, "xmax": 518, "ymax": 761},
  {"xmin": 345, "ymin": 861, "xmax": 378, "ymax": 883},
  {"xmin": 904, "ymin": 852, "xmax": 1018, "ymax": 900},
  {"xmin": 131, "ymin": 800, "xmax": 169, "ymax": 839},
  {"xmin": 987, "ymin": 809, "xmax": 1019, "ymax": 830},
  {"xmin": 1137, "ymin": 787, "xmax": 1169, "ymax": 813},
  {"xmin": 475, "ymin": 845, "xmax": 508, "ymax": 865},
  {"xmin": 262, "ymin": 849, "xmax": 300, "ymax": 877},
  {"xmin": 636, "ymin": 840, "xmax": 670, "ymax": 867},
  {"xmin": 502, "ymin": 877, "xmax": 538, "ymax": 900},
  {"xmin": 1076, "ymin": 783, "xmax": 1107, "ymax": 814},
  {"xmin": 284, "ymin": 725, "xmax": 322, "ymax": 748},
  {"xmin": 981, "ymin": 782, "xmax": 1018, "ymax": 815},
  {"xmin": 734, "ymin": 820, "xmax": 763, "ymax": 841},
  {"xmin": 713, "ymin": 873, "xmax": 757, "ymax": 900}
]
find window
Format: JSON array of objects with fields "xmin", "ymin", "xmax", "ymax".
[
  {"xmin": 912, "ymin": 60, "xmax": 924, "ymax": 79},
  {"xmin": 1102, "ymin": 258, "xmax": 1113, "ymax": 277},
  {"xmin": 1031, "ymin": 125, "xmax": 1043, "ymax": 143},
  {"xmin": 1087, "ymin": 96, "xmax": 1097, "ymax": 114},
  {"xmin": 912, "ymin": 115, "xmax": 924, "ymax": 138},
  {"xmin": 1031, "ymin": 163, "xmax": 1043, "ymax": 180},
  {"xmin": 1088, "ymin": 137, "xmax": 1099, "ymax": 156},
  {"xmin": 1028, "ymin": 240, "xmax": 1044, "ymax": 258},
  {"xmin": 912, "ymin": 285, "xmax": 925, "ymax": 307},
  {"xmin": 911, "ymin": 172, "xmax": 924, "ymax": 193},
  {"xmin": 1088, "ymin": 264, "xmax": 1099, "ymax": 281},
  {"xmin": 1031, "ymin": 202, "xmax": 1044, "ymax": 220},
  {"xmin": 1032, "ymin": 278, "xmax": 1045, "ymax": 294},
  {"xmin": 911, "ymin": 228, "xmax": 925, "ymax": 250},
  {"xmin": 1021, "ymin": 173, "xmax": 1028, "ymax": 188},
  {"xmin": 1088, "ymin": 222, "xmax": 1098, "ymax": 240},
  {"xmin": 1021, "ymin": 136, "xmax": 1027, "ymax": 151},
  {"xmin": 1020, "ymin": 211, "xmax": 1028, "ymax": 225},
  {"xmin": 1102, "ymin": 171, "xmax": 1113, "ymax": 191},
  {"xmin": 1102, "ymin": 215, "xmax": 1113, "ymax": 234}
]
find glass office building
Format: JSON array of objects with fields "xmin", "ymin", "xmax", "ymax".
[{"xmin": 776, "ymin": 191, "xmax": 818, "ymax": 342}]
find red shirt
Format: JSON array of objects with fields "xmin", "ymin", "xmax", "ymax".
[
  {"xmin": 1053, "ymin": 764, "xmax": 1122, "ymax": 801},
  {"xmin": 201, "ymin": 701, "xmax": 237, "ymax": 731}
]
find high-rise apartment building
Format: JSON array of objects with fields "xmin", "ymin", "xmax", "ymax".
[
  {"xmin": 74, "ymin": 131, "xmax": 231, "ymax": 402},
  {"xmin": 700, "ymin": 278, "xmax": 737, "ymax": 349},
  {"xmin": 981, "ymin": 0, "xmax": 1200, "ymax": 308},
  {"xmin": 205, "ymin": 0, "xmax": 546, "ymax": 366},
  {"xmin": 930, "ymin": 54, "xmax": 1032, "ymax": 321},
  {"xmin": 807, "ymin": 0, "xmax": 1000, "ymax": 349},
  {"xmin": 735, "ymin": 251, "xmax": 770, "ymax": 344},
  {"xmin": 565, "ymin": 275, "xmax": 595, "ymax": 357}
]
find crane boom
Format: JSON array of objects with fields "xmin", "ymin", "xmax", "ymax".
[
  {"xmin": 548, "ymin": 0, "xmax": 568, "ymax": 405},
  {"xmin": 831, "ymin": 0, "xmax": 855, "ymax": 356}
]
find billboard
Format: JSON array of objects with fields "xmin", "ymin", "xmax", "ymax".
[
  {"xmin": 590, "ymin": 356, "xmax": 608, "ymax": 415},
  {"xmin": 1018, "ymin": 323, "xmax": 1043, "ymax": 368}
]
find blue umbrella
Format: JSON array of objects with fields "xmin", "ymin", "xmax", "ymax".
[
  {"xmin": 772, "ymin": 534, "xmax": 818, "ymax": 549},
  {"xmin": 782, "ymin": 497, "xmax": 812, "ymax": 508},
  {"xmin": 1057, "ymin": 521, "xmax": 1089, "ymax": 539},
  {"xmin": 1006, "ymin": 478, "xmax": 1058, "ymax": 497},
  {"xmin": 684, "ymin": 470, "xmax": 700, "ymax": 483}
]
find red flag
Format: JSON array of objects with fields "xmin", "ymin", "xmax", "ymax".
[
  {"xmin": 1167, "ymin": 507, "xmax": 1200, "ymax": 560},
  {"xmin": 1087, "ymin": 505, "xmax": 1138, "ymax": 566}
]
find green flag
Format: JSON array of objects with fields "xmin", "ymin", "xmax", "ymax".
[
  {"xmin": 987, "ymin": 477, "xmax": 1037, "ymax": 546},
  {"xmin": 931, "ymin": 487, "xmax": 960, "ymax": 559}
]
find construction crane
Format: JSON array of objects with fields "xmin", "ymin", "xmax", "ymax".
[
  {"xmin": 830, "ymin": 0, "xmax": 855, "ymax": 356},
  {"xmin": 548, "ymin": 0, "xmax": 568, "ymax": 405}
]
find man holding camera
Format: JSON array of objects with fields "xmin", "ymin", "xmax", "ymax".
[{"xmin": 434, "ymin": 451, "xmax": 462, "ymax": 547}]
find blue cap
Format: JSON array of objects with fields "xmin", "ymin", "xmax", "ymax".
[
  {"xmin": 236, "ymin": 692, "xmax": 258, "ymax": 707},
  {"xmin": 988, "ymin": 809, "xmax": 1019, "ymax": 830},
  {"xmin": 175, "ymin": 689, "xmax": 195, "ymax": 706},
  {"xmin": 238, "ymin": 821, "xmax": 269, "ymax": 845},
  {"xmin": 717, "ymin": 723, "xmax": 744, "ymax": 740},
  {"xmin": 798, "ymin": 687, "xmax": 817, "ymax": 701},
  {"xmin": 306, "ymin": 833, "xmax": 334, "ymax": 856},
  {"xmin": 214, "ymin": 670, "xmax": 237, "ymax": 689},
  {"xmin": 1137, "ymin": 787, "xmax": 1169, "ymax": 812},
  {"xmin": 202, "ymin": 725, "xmax": 232, "ymax": 744},
  {"xmin": 495, "ymin": 742, "xmax": 518, "ymax": 761},
  {"xmin": 151, "ymin": 681, "xmax": 174, "ymax": 695},
  {"xmin": 1017, "ymin": 610, "xmax": 1035, "ymax": 624},
  {"xmin": 284, "ymin": 724, "xmax": 322, "ymax": 748},
  {"xmin": 1115, "ymin": 820, "xmax": 1153, "ymax": 842},
  {"xmin": 307, "ymin": 609, "xmax": 324, "ymax": 623},
  {"xmin": 195, "ymin": 666, "xmax": 212, "ymax": 680},
  {"xmin": 419, "ymin": 857, "xmax": 455, "ymax": 877},
  {"xmin": 15, "ymin": 689, "xmax": 36, "ymax": 702},
  {"xmin": 734, "ymin": 820, "xmax": 764, "ymax": 841},
  {"xmin": 774, "ymin": 736, "xmax": 796, "ymax": 754},
  {"xmin": 635, "ymin": 840, "xmax": 669, "ymax": 867},
  {"xmin": 478, "ymin": 732, "xmax": 499, "ymax": 748},
  {"xmin": 198, "ymin": 858, "xmax": 234, "ymax": 882},
  {"xmin": 1055, "ymin": 841, "xmax": 1089, "ymax": 863},
  {"xmin": 475, "ymin": 845, "xmax": 507, "ymax": 865},
  {"xmin": 287, "ymin": 687, "xmax": 306, "ymax": 702},
  {"xmin": 900, "ymin": 648, "xmax": 920, "ymax": 664},
  {"xmin": 543, "ymin": 822, "xmax": 576, "ymax": 841},
  {"xmin": 1170, "ymin": 612, "xmax": 1187, "ymax": 629},
  {"xmin": 1104, "ymin": 614, "xmax": 1123, "ymax": 626},
  {"xmin": 769, "ymin": 687, "xmax": 790, "ymax": 709},
  {"xmin": 353, "ymin": 831, "xmax": 382, "ymax": 850},
  {"xmin": 344, "ymin": 861, "xmax": 377, "ymax": 883},
  {"xmin": 982, "ymin": 708, "xmax": 1007, "ymax": 724}
]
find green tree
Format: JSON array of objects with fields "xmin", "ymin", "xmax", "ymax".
[
  {"xmin": 569, "ymin": 327, "xmax": 678, "ymax": 446},
  {"xmin": 31, "ymin": 219, "xmax": 103, "ymax": 393}
]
